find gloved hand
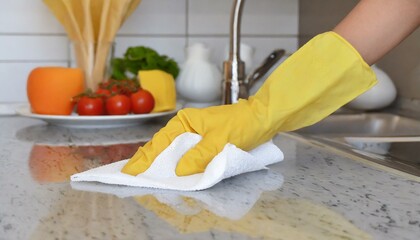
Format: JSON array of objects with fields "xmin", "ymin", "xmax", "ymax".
[{"xmin": 122, "ymin": 32, "xmax": 377, "ymax": 176}]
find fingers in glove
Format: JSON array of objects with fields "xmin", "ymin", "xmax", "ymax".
[
  {"xmin": 175, "ymin": 135, "xmax": 226, "ymax": 176},
  {"xmin": 121, "ymin": 117, "xmax": 185, "ymax": 175}
]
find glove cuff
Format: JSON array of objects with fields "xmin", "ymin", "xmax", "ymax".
[{"xmin": 249, "ymin": 31, "xmax": 377, "ymax": 133}]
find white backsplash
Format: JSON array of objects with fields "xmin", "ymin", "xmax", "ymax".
[{"xmin": 0, "ymin": 0, "xmax": 298, "ymax": 102}]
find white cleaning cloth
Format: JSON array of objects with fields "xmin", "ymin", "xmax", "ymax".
[{"xmin": 71, "ymin": 132, "xmax": 284, "ymax": 191}]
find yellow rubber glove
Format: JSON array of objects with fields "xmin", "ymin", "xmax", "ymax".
[{"xmin": 122, "ymin": 32, "xmax": 377, "ymax": 176}]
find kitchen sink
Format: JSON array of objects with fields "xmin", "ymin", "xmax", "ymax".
[
  {"xmin": 296, "ymin": 113, "xmax": 420, "ymax": 137},
  {"xmin": 293, "ymin": 113, "xmax": 420, "ymax": 178}
]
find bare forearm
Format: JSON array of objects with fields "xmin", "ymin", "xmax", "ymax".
[{"xmin": 333, "ymin": 0, "xmax": 420, "ymax": 65}]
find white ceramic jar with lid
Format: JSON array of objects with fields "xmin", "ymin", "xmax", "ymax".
[{"xmin": 176, "ymin": 43, "xmax": 222, "ymax": 106}]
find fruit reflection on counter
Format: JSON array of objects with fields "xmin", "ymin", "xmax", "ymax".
[
  {"xmin": 29, "ymin": 142, "xmax": 144, "ymax": 183},
  {"xmin": 27, "ymin": 67, "xmax": 84, "ymax": 115}
]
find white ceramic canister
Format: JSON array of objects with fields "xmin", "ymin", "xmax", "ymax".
[
  {"xmin": 347, "ymin": 65, "xmax": 397, "ymax": 110},
  {"xmin": 176, "ymin": 43, "xmax": 222, "ymax": 105}
]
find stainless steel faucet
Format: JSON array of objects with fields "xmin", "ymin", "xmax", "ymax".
[
  {"xmin": 222, "ymin": 0, "xmax": 285, "ymax": 104},
  {"xmin": 222, "ymin": 0, "xmax": 246, "ymax": 104}
]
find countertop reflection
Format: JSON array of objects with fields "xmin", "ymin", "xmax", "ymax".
[
  {"xmin": 29, "ymin": 142, "xmax": 145, "ymax": 183},
  {"xmin": 1, "ymin": 116, "xmax": 419, "ymax": 240}
]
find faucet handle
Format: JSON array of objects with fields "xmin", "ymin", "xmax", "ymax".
[{"xmin": 246, "ymin": 49, "xmax": 285, "ymax": 89}]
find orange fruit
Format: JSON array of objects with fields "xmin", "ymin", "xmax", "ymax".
[{"xmin": 27, "ymin": 67, "xmax": 85, "ymax": 115}]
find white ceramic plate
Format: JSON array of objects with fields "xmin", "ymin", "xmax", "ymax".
[{"xmin": 16, "ymin": 103, "xmax": 182, "ymax": 129}]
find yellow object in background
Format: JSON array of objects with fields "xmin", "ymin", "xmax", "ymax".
[{"xmin": 138, "ymin": 70, "xmax": 177, "ymax": 112}]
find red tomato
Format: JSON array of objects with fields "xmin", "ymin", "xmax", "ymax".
[
  {"xmin": 95, "ymin": 88, "xmax": 111, "ymax": 104},
  {"xmin": 77, "ymin": 96, "xmax": 105, "ymax": 116},
  {"xmin": 99, "ymin": 80, "xmax": 119, "ymax": 94},
  {"xmin": 95, "ymin": 88, "xmax": 111, "ymax": 97},
  {"xmin": 106, "ymin": 94, "xmax": 131, "ymax": 115},
  {"xmin": 130, "ymin": 89, "xmax": 155, "ymax": 114}
]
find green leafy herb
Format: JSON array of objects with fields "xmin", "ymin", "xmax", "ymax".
[{"xmin": 111, "ymin": 46, "xmax": 180, "ymax": 80}]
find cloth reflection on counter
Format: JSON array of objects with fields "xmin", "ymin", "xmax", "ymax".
[
  {"xmin": 28, "ymin": 142, "xmax": 145, "ymax": 183},
  {"xmin": 71, "ymin": 168, "xmax": 284, "ymax": 220},
  {"xmin": 70, "ymin": 169, "xmax": 370, "ymax": 240},
  {"xmin": 31, "ymin": 168, "xmax": 283, "ymax": 239},
  {"xmin": 135, "ymin": 196, "xmax": 371, "ymax": 239}
]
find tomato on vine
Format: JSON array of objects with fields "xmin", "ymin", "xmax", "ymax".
[
  {"xmin": 76, "ymin": 96, "xmax": 105, "ymax": 116},
  {"xmin": 95, "ymin": 88, "xmax": 111, "ymax": 100},
  {"xmin": 106, "ymin": 94, "xmax": 131, "ymax": 115},
  {"xmin": 99, "ymin": 79, "xmax": 139, "ymax": 96},
  {"xmin": 130, "ymin": 89, "xmax": 155, "ymax": 114}
]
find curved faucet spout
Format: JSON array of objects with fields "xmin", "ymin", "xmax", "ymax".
[
  {"xmin": 229, "ymin": 0, "xmax": 245, "ymax": 63},
  {"xmin": 223, "ymin": 0, "xmax": 246, "ymax": 104},
  {"xmin": 222, "ymin": 0, "xmax": 285, "ymax": 104}
]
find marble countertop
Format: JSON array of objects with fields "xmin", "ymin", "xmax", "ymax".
[{"xmin": 0, "ymin": 116, "xmax": 419, "ymax": 240}]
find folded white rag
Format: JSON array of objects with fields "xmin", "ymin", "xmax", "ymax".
[{"xmin": 71, "ymin": 132, "xmax": 284, "ymax": 191}]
